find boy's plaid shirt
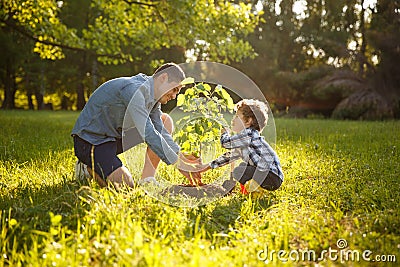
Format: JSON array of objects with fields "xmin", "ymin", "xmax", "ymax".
[{"xmin": 210, "ymin": 128, "xmax": 284, "ymax": 181}]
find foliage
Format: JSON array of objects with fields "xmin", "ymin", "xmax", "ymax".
[
  {"xmin": 368, "ymin": 0, "xmax": 400, "ymax": 101},
  {"xmin": 278, "ymin": 65, "xmax": 365, "ymax": 107},
  {"xmin": 174, "ymin": 83, "xmax": 234, "ymax": 158},
  {"xmin": 234, "ymin": 0, "xmax": 400, "ymax": 118},
  {"xmin": 1, "ymin": 111, "xmax": 399, "ymax": 266},
  {"xmin": 1, "ymin": 0, "xmax": 260, "ymax": 64},
  {"xmin": 0, "ymin": 0, "xmax": 260, "ymax": 109},
  {"xmin": 2, "ymin": 0, "xmax": 399, "ymax": 118}
]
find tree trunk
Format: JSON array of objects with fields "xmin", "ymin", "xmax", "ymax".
[
  {"xmin": 26, "ymin": 73, "xmax": 35, "ymax": 110},
  {"xmin": 76, "ymin": 82, "xmax": 86, "ymax": 110},
  {"xmin": 358, "ymin": 0, "xmax": 367, "ymax": 76},
  {"xmin": 27, "ymin": 91, "xmax": 34, "ymax": 110},
  {"xmin": 1, "ymin": 59, "xmax": 16, "ymax": 109},
  {"xmin": 76, "ymin": 52, "xmax": 89, "ymax": 110},
  {"xmin": 35, "ymin": 90, "xmax": 44, "ymax": 110}
]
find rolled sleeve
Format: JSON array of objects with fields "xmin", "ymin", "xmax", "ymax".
[
  {"xmin": 144, "ymin": 118, "xmax": 179, "ymax": 164},
  {"xmin": 210, "ymin": 150, "xmax": 241, "ymax": 169},
  {"xmin": 125, "ymin": 90, "xmax": 179, "ymax": 165},
  {"xmin": 150, "ymin": 108, "xmax": 180, "ymax": 154}
]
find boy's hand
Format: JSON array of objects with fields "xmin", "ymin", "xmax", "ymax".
[
  {"xmin": 177, "ymin": 153, "xmax": 202, "ymax": 171},
  {"xmin": 182, "ymin": 153, "xmax": 202, "ymax": 163},
  {"xmin": 221, "ymin": 127, "xmax": 230, "ymax": 134},
  {"xmin": 177, "ymin": 153, "xmax": 204, "ymax": 185}
]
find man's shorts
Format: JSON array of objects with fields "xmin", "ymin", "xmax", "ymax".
[{"xmin": 73, "ymin": 128, "xmax": 144, "ymax": 180}]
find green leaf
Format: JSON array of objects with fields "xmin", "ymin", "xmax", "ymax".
[
  {"xmin": 227, "ymin": 98, "xmax": 234, "ymax": 111},
  {"xmin": 220, "ymin": 88, "xmax": 231, "ymax": 101},
  {"xmin": 181, "ymin": 141, "xmax": 191, "ymax": 151},
  {"xmin": 195, "ymin": 124, "xmax": 204, "ymax": 135},
  {"xmin": 196, "ymin": 84, "xmax": 205, "ymax": 91},
  {"xmin": 50, "ymin": 212, "xmax": 62, "ymax": 225},
  {"xmin": 201, "ymin": 91, "xmax": 210, "ymax": 97},
  {"xmin": 181, "ymin": 77, "xmax": 195, "ymax": 85},
  {"xmin": 203, "ymin": 83, "xmax": 211, "ymax": 91},
  {"xmin": 185, "ymin": 88, "xmax": 195, "ymax": 97},
  {"xmin": 176, "ymin": 94, "xmax": 185, "ymax": 107},
  {"xmin": 186, "ymin": 125, "xmax": 194, "ymax": 132}
]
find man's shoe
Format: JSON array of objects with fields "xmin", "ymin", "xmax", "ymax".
[
  {"xmin": 137, "ymin": 176, "xmax": 160, "ymax": 187},
  {"xmin": 245, "ymin": 180, "xmax": 265, "ymax": 198},
  {"xmin": 74, "ymin": 160, "xmax": 90, "ymax": 182}
]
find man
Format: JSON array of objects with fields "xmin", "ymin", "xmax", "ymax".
[{"xmin": 71, "ymin": 63, "xmax": 198, "ymax": 188}]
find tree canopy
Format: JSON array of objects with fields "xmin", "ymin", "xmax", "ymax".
[
  {"xmin": 2, "ymin": 0, "xmax": 259, "ymax": 63},
  {"xmin": 234, "ymin": 0, "xmax": 400, "ymax": 119},
  {"xmin": 1, "ymin": 0, "xmax": 399, "ymax": 119},
  {"xmin": 1, "ymin": 0, "xmax": 260, "ymax": 109}
]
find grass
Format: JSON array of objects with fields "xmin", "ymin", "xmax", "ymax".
[{"xmin": 0, "ymin": 110, "xmax": 399, "ymax": 266}]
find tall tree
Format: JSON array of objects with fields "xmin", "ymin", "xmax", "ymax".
[
  {"xmin": 235, "ymin": 0, "xmax": 385, "ymax": 116},
  {"xmin": 0, "ymin": 24, "xmax": 34, "ymax": 109},
  {"xmin": 368, "ymin": 0, "xmax": 400, "ymax": 107},
  {"xmin": 1, "ymin": 0, "xmax": 261, "ymax": 109}
]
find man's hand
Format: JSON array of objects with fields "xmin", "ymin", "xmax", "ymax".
[
  {"xmin": 178, "ymin": 169, "xmax": 204, "ymax": 186},
  {"xmin": 195, "ymin": 163, "xmax": 211, "ymax": 173},
  {"xmin": 177, "ymin": 153, "xmax": 201, "ymax": 171},
  {"xmin": 177, "ymin": 153, "xmax": 204, "ymax": 185}
]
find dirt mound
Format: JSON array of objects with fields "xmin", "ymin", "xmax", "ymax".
[{"xmin": 162, "ymin": 180, "xmax": 236, "ymax": 198}]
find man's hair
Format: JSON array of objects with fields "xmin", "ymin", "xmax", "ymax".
[
  {"xmin": 235, "ymin": 99, "xmax": 269, "ymax": 131},
  {"xmin": 153, "ymin": 62, "xmax": 185, "ymax": 83}
]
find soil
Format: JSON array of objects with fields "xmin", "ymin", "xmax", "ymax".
[{"xmin": 162, "ymin": 180, "xmax": 236, "ymax": 198}]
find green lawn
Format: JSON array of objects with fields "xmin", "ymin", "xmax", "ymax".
[{"xmin": 1, "ymin": 110, "xmax": 399, "ymax": 266}]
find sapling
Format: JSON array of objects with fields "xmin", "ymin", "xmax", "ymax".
[{"xmin": 174, "ymin": 82, "xmax": 234, "ymax": 164}]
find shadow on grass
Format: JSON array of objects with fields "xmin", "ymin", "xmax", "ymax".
[
  {"xmin": 183, "ymin": 190, "xmax": 276, "ymax": 237},
  {"xmin": 0, "ymin": 176, "xmax": 92, "ymax": 251}
]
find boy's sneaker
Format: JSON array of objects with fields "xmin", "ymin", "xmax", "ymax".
[
  {"xmin": 137, "ymin": 176, "xmax": 160, "ymax": 187},
  {"xmin": 74, "ymin": 160, "xmax": 90, "ymax": 182},
  {"xmin": 245, "ymin": 180, "xmax": 265, "ymax": 198}
]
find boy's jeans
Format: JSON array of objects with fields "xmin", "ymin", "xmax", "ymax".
[{"xmin": 232, "ymin": 162, "xmax": 282, "ymax": 191}]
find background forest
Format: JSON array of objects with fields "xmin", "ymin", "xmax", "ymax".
[{"xmin": 1, "ymin": 0, "xmax": 399, "ymax": 120}]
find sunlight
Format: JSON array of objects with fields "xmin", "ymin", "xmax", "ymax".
[
  {"xmin": 293, "ymin": 0, "xmax": 308, "ymax": 19},
  {"xmin": 362, "ymin": 0, "xmax": 377, "ymax": 9},
  {"xmin": 356, "ymin": 0, "xmax": 377, "ymax": 23},
  {"xmin": 348, "ymin": 40, "xmax": 357, "ymax": 51},
  {"xmin": 275, "ymin": 0, "xmax": 282, "ymax": 15},
  {"xmin": 371, "ymin": 54, "xmax": 379, "ymax": 65}
]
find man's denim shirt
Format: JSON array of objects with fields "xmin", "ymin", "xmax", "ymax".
[{"xmin": 71, "ymin": 74, "xmax": 179, "ymax": 165}]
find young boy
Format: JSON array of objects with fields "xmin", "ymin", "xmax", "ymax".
[{"xmin": 197, "ymin": 99, "xmax": 284, "ymax": 193}]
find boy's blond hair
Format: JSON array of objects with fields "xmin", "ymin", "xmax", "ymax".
[{"xmin": 235, "ymin": 99, "xmax": 269, "ymax": 131}]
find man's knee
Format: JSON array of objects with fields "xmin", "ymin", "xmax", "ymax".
[{"xmin": 161, "ymin": 113, "xmax": 174, "ymax": 133}]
